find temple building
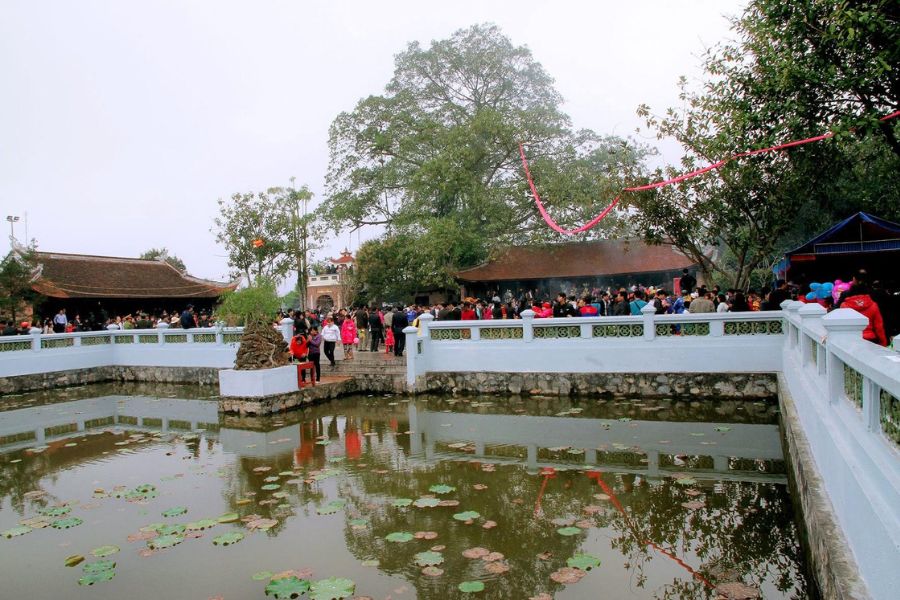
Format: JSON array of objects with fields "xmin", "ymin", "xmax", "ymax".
[
  {"xmin": 20, "ymin": 247, "xmax": 238, "ymax": 322},
  {"xmin": 306, "ymin": 249, "xmax": 355, "ymax": 310},
  {"xmin": 455, "ymin": 239, "xmax": 698, "ymax": 300}
]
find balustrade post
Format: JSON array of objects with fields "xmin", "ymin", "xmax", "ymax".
[
  {"xmin": 31, "ymin": 331, "xmax": 41, "ymax": 352},
  {"xmin": 215, "ymin": 321, "xmax": 224, "ymax": 345},
  {"xmin": 156, "ymin": 321, "xmax": 168, "ymax": 345},
  {"xmin": 784, "ymin": 301, "xmax": 804, "ymax": 348},
  {"xmin": 279, "ymin": 318, "xmax": 294, "ymax": 343},
  {"xmin": 418, "ymin": 313, "xmax": 434, "ymax": 363},
  {"xmin": 710, "ymin": 318, "xmax": 724, "ymax": 337},
  {"xmin": 821, "ymin": 309, "xmax": 868, "ymax": 405},
  {"xmin": 798, "ymin": 303, "xmax": 826, "ymax": 368},
  {"xmin": 641, "ymin": 303, "xmax": 656, "ymax": 341},
  {"xmin": 520, "ymin": 309, "xmax": 535, "ymax": 342},
  {"xmin": 862, "ymin": 378, "xmax": 881, "ymax": 432},
  {"xmin": 403, "ymin": 326, "xmax": 418, "ymax": 390},
  {"xmin": 73, "ymin": 334, "xmax": 82, "ymax": 347}
]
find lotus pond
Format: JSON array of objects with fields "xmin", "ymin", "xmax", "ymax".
[{"xmin": 0, "ymin": 383, "xmax": 813, "ymax": 599}]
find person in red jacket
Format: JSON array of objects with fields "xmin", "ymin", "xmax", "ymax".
[
  {"xmin": 290, "ymin": 333, "xmax": 309, "ymax": 362},
  {"xmin": 843, "ymin": 293, "xmax": 888, "ymax": 346}
]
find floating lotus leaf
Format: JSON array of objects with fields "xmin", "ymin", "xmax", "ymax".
[
  {"xmin": 218, "ymin": 513, "xmax": 240, "ymax": 523},
  {"xmin": 462, "ymin": 547, "xmax": 490, "ymax": 559},
  {"xmin": 392, "ymin": 498, "xmax": 413, "ymax": 508},
  {"xmin": 428, "ymin": 484, "xmax": 456, "ymax": 495},
  {"xmin": 279, "ymin": 470, "xmax": 295, "ymax": 476},
  {"xmin": 125, "ymin": 488, "xmax": 158, "ymax": 501},
  {"xmin": 556, "ymin": 527, "xmax": 583, "ymax": 536},
  {"xmin": 261, "ymin": 484, "xmax": 281, "ymax": 491},
  {"xmin": 51, "ymin": 517, "xmax": 83, "ymax": 529},
  {"xmin": 78, "ymin": 570, "xmax": 115, "ymax": 586},
  {"xmin": 162, "ymin": 506, "xmax": 187, "ymax": 517},
  {"xmin": 550, "ymin": 566, "xmax": 586, "ymax": 584},
  {"xmin": 156, "ymin": 524, "xmax": 186, "ymax": 536},
  {"xmin": 264, "ymin": 476, "xmax": 280, "ymax": 483},
  {"xmin": 453, "ymin": 510, "xmax": 480, "ymax": 521},
  {"xmin": 413, "ymin": 551, "xmax": 444, "ymax": 566},
  {"xmin": 421, "ymin": 566, "xmax": 443, "ymax": 576},
  {"xmin": 83, "ymin": 560, "xmax": 116, "ymax": 574},
  {"xmin": 212, "ymin": 532, "xmax": 244, "ymax": 546},
  {"xmin": 385, "ymin": 531, "xmax": 414, "ymax": 543},
  {"xmin": 148, "ymin": 534, "xmax": 183, "ymax": 549},
  {"xmin": 247, "ymin": 518, "xmax": 278, "ymax": 530},
  {"xmin": 566, "ymin": 553, "xmax": 601, "ymax": 571},
  {"xmin": 186, "ymin": 519, "xmax": 218, "ymax": 531},
  {"xmin": 309, "ymin": 577, "xmax": 355, "ymax": 600},
  {"xmin": 264, "ymin": 575, "xmax": 311, "ymax": 599},
  {"xmin": 2, "ymin": 526, "xmax": 31, "ymax": 538},
  {"xmin": 91, "ymin": 545, "xmax": 119, "ymax": 558},
  {"xmin": 675, "ymin": 477, "xmax": 697, "ymax": 486},
  {"xmin": 413, "ymin": 497, "xmax": 440, "ymax": 508},
  {"xmin": 135, "ymin": 484, "xmax": 156, "ymax": 493},
  {"xmin": 714, "ymin": 426, "xmax": 732, "ymax": 433},
  {"xmin": 65, "ymin": 554, "xmax": 85, "ymax": 567},
  {"xmin": 485, "ymin": 561, "xmax": 510, "ymax": 574},
  {"xmin": 458, "ymin": 581, "xmax": 485, "ymax": 593},
  {"xmin": 40, "ymin": 506, "xmax": 71, "ymax": 517},
  {"xmin": 681, "ymin": 501, "xmax": 705, "ymax": 510},
  {"xmin": 20, "ymin": 516, "xmax": 51, "ymax": 529},
  {"xmin": 316, "ymin": 500, "xmax": 346, "ymax": 515},
  {"xmin": 315, "ymin": 440, "xmax": 330, "ymax": 446},
  {"xmin": 252, "ymin": 570, "xmax": 274, "ymax": 581},
  {"xmin": 360, "ymin": 559, "xmax": 379, "ymax": 567}
]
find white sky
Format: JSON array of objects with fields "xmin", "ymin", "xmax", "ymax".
[{"xmin": 1, "ymin": 0, "xmax": 745, "ymax": 287}]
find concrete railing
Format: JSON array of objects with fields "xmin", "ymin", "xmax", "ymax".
[
  {"xmin": 403, "ymin": 305, "xmax": 787, "ymax": 385},
  {"xmin": 780, "ymin": 301, "xmax": 900, "ymax": 600}
]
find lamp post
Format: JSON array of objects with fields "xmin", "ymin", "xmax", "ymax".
[{"xmin": 6, "ymin": 215, "xmax": 19, "ymax": 242}]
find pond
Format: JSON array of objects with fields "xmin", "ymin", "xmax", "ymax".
[{"xmin": 0, "ymin": 383, "xmax": 813, "ymax": 599}]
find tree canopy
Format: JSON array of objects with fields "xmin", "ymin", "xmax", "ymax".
[
  {"xmin": 629, "ymin": 0, "xmax": 900, "ymax": 288},
  {"xmin": 0, "ymin": 242, "xmax": 41, "ymax": 322},
  {"xmin": 326, "ymin": 24, "xmax": 650, "ymax": 300},
  {"xmin": 139, "ymin": 247, "xmax": 187, "ymax": 272}
]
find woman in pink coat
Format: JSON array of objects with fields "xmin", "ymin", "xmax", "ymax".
[{"xmin": 341, "ymin": 318, "xmax": 358, "ymax": 360}]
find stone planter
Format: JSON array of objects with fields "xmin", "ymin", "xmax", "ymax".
[{"xmin": 219, "ymin": 365, "xmax": 298, "ymax": 398}]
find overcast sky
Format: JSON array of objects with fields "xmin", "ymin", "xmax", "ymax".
[{"xmin": 1, "ymin": 0, "xmax": 745, "ymax": 287}]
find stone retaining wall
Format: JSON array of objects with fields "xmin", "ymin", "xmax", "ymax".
[
  {"xmin": 421, "ymin": 371, "xmax": 777, "ymax": 398},
  {"xmin": 777, "ymin": 374, "xmax": 869, "ymax": 600},
  {"xmin": 218, "ymin": 375, "xmax": 403, "ymax": 415},
  {"xmin": 0, "ymin": 366, "xmax": 220, "ymax": 395}
]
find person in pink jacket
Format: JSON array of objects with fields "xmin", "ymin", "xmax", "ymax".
[{"xmin": 341, "ymin": 317, "xmax": 358, "ymax": 359}]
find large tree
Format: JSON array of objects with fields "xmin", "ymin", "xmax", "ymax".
[
  {"xmin": 326, "ymin": 24, "xmax": 649, "ymax": 293},
  {"xmin": 630, "ymin": 0, "xmax": 900, "ymax": 288},
  {"xmin": 0, "ymin": 241, "xmax": 42, "ymax": 322}
]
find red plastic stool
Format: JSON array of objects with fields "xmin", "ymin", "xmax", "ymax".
[{"xmin": 296, "ymin": 361, "xmax": 316, "ymax": 387}]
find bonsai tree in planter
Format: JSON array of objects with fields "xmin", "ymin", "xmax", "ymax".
[{"xmin": 215, "ymin": 279, "xmax": 289, "ymax": 370}]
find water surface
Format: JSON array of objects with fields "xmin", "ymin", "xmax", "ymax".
[{"xmin": 0, "ymin": 383, "xmax": 811, "ymax": 599}]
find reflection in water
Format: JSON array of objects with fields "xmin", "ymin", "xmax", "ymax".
[{"xmin": 0, "ymin": 384, "xmax": 811, "ymax": 599}]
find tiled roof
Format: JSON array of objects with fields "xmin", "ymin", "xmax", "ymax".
[
  {"xmin": 455, "ymin": 240, "xmax": 696, "ymax": 282},
  {"xmin": 29, "ymin": 251, "xmax": 238, "ymax": 299}
]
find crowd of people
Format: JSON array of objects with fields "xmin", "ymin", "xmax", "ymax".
[{"xmin": 0, "ymin": 305, "xmax": 213, "ymax": 336}]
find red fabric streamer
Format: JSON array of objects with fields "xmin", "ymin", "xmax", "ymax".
[{"xmin": 521, "ymin": 110, "xmax": 900, "ymax": 235}]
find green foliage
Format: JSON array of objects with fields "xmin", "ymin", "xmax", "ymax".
[
  {"xmin": 631, "ymin": 0, "xmax": 900, "ymax": 288},
  {"xmin": 216, "ymin": 280, "xmax": 281, "ymax": 325},
  {"xmin": 326, "ymin": 24, "xmax": 650, "ymax": 297},
  {"xmin": 139, "ymin": 247, "xmax": 186, "ymax": 272},
  {"xmin": 0, "ymin": 241, "xmax": 42, "ymax": 322}
]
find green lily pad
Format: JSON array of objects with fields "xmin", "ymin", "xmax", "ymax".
[
  {"xmin": 557, "ymin": 526, "xmax": 583, "ymax": 536},
  {"xmin": 348, "ymin": 518, "xmax": 369, "ymax": 528},
  {"xmin": 212, "ymin": 532, "xmax": 244, "ymax": 546},
  {"xmin": 567, "ymin": 553, "xmax": 601, "ymax": 570},
  {"xmin": 428, "ymin": 484, "xmax": 456, "ymax": 495},
  {"xmin": 453, "ymin": 511, "xmax": 480, "ymax": 521},
  {"xmin": 186, "ymin": 519, "xmax": 218, "ymax": 531},
  {"xmin": 218, "ymin": 512, "xmax": 240, "ymax": 523},
  {"xmin": 675, "ymin": 477, "xmax": 697, "ymax": 486},
  {"xmin": 316, "ymin": 499, "xmax": 347, "ymax": 515},
  {"xmin": 40, "ymin": 506, "xmax": 71, "ymax": 517},
  {"xmin": 413, "ymin": 497, "xmax": 440, "ymax": 508},
  {"xmin": 51, "ymin": 517, "xmax": 83, "ymax": 529},
  {"xmin": 714, "ymin": 426, "xmax": 732, "ymax": 432},
  {"xmin": 156, "ymin": 524, "xmax": 186, "ymax": 536},
  {"xmin": 413, "ymin": 551, "xmax": 444, "ymax": 566},
  {"xmin": 162, "ymin": 506, "xmax": 187, "ymax": 517},
  {"xmin": 78, "ymin": 569, "xmax": 115, "ymax": 586},
  {"xmin": 148, "ymin": 534, "xmax": 183, "ymax": 549},
  {"xmin": 252, "ymin": 570, "xmax": 273, "ymax": 581},
  {"xmin": 134, "ymin": 483, "xmax": 156, "ymax": 493},
  {"xmin": 90, "ymin": 545, "xmax": 119, "ymax": 558},
  {"xmin": 392, "ymin": 498, "xmax": 413, "ymax": 507},
  {"xmin": 315, "ymin": 439, "xmax": 330, "ymax": 446},
  {"xmin": 2, "ymin": 526, "xmax": 31, "ymax": 538},
  {"xmin": 82, "ymin": 560, "xmax": 116, "ymax": 574},
  {"xmin": 309, "ymin": 577, "xmax": 355, "ymax": 600},
  {"xmin": 124, "ymin": 488, "xmax": 159, "ymax": 501},
  {"xmin": 265, "ymin": 575, "xmax": 310, "ymax": 598},
  {"xmin": 261, "ymin": 484, "xmax": 281, "ymax": 491},
  {"xmin": 360, "ymin": 559, "xmax": 379, "ymax": 567},
  {"xmin": 385, "ymin": 531, "xmax": 414, "ymax": 543},
  {"xmin": 458, "ymin": 580, "xmax": 485, "ymax": 593}
]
